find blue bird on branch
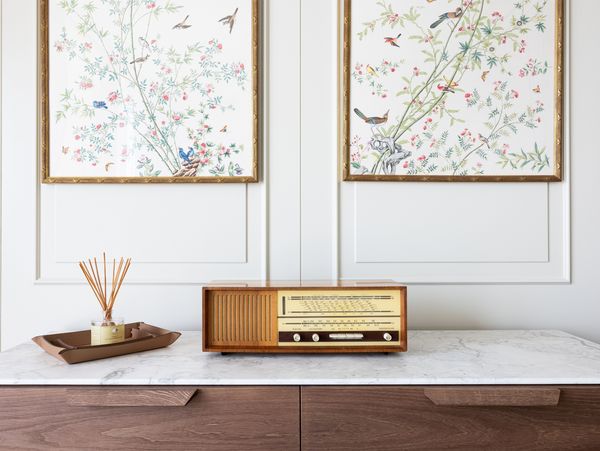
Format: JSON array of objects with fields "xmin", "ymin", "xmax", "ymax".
[
  {"xmin": 92, "ymin": 100, "xmax": 108, "ymax": 110},
  {"xmin": 179, "ymin": 147, "xmax": 196, "ymax": 163}
]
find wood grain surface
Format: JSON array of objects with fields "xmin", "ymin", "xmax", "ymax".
[
  {"xmin": 0, "ymin": 387, "xmax": 299, "ymax": 450},
  {"xmin": 66, "ymin": 388, "xmax": 197, "ymax": 407},
  {"xmin": 423, "ymin": 387, "xmax": 561, "ymax": 406},
  {"xmin": 301, "ymin": 386, "xmax": 600, "ymax": 451}
]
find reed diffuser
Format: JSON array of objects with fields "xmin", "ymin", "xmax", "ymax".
[{"xmin": 79, "ymin": 254, "xmax": 132, "ymax": 346}]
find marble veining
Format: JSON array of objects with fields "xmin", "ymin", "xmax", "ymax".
[{"xmin": 1, "ymin": 330, "xmax": 600, "ymax": 385}]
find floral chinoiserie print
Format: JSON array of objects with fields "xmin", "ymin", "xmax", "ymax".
[
  {"xmin": 343, "ymin": 0, "xmax": 563, "ymax": 181},
  {"xmin": 41, "ymin": 0, "xmax": 258, "ymax": 183}
]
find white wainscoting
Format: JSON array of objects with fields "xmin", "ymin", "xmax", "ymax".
[
  {"xmin": 341, "ymin": 180, "xmax": 570, "ymax": 283},
  {"xmin": 6, "ymin": 0, "xmax": 600, "ymax": 351},
  {"xmin": 37, "ymin": 184, "xmax": 265, "ymax": 283}
]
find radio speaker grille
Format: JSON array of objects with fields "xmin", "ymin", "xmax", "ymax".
[{"xmin": 206, "ymin": 291, "xmax": 277, "ymax": 346}]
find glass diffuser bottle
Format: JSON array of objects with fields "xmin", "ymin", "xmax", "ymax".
[{"xmin": 79, "ymin": 254, "xmax": 132, "ymax": 346}]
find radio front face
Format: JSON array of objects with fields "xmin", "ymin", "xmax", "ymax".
[
  {"xmin": 202, "ymin": 285, "xmax": 407, "ymax": 352},
  {"xmin": 277, "ymin": 290, "xmax": 402, "ymax": 347}
]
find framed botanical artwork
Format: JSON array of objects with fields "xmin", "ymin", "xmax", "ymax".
[
  {"xmin": 40, "ymin": 0, "xmax": 259, "ymax": 183},
  {"xmin": 342, "ymin": 0, "xmax": 564, "ymax": 181}
]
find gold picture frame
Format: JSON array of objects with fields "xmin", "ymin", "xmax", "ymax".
[
  {"xmin": 40, "ymin": 0, "xmax": 259, "ymax": 183},
  {"xmin": 341, "ymin": 0, "xmax": 564, "ymax": 182}
]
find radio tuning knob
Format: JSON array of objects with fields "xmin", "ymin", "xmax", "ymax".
[
  {"xmin": 293, "ymin": 333, "xmax": 301, "ymax": 342},
  {"xmin": 312, "ymin": 334, "xmax": 320, "ymax": 342},
  {"xmin": 383, "ymin": 333, "xmax": 392, "ymax": 342}
]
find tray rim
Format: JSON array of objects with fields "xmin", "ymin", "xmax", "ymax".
[{"xmin": 32, "ymin": 322, "xmax": 181, "ymax": 364}]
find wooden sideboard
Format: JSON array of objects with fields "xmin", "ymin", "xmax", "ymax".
[
  {"xmin": 2, "ymin": 385, "xmax": 600, "ymax": 450},
  {"xmin": 2, "ymin": 331, "xmax": 600, "ymax": 450}
]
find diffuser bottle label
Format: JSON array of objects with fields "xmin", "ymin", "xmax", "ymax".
[{"xmin": 91, "ymin": 324, "xmax": 125, "ymax": 346}]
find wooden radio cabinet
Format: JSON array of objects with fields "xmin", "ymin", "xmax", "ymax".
[{"xmin": 202, "ymin": 281, "xmax": 408, "ymax": 353}]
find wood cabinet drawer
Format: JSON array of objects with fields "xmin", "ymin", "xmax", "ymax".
[
  {"xmin": 0, "ymin": 387, "xmax": 299, "ymax": 451},
  {"xmin": 301, "ymin": 386, "xmax": 600, "ymax": 451}
]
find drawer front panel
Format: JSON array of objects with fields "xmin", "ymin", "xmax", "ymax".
[
  {"xmin": 301, "ymin": 386, "xmax": 600, "ymax": 451},
  {"xmin": 0, "ymin": 387, "xmax": 299, "ymax": 451}
]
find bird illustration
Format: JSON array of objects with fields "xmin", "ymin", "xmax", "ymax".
[
  {"xmin": 354, "ymin": 108, "xmax": 389, "ymax": 133},
  {"xmin": 220, "ymin": 125, "xmax": 228, "ymax": 133},
  {"xmin": 366, "ymin": 65, "xmax": 378, "ymax": 77},
  {"xmin": 93, "ymin": 100, "xmax": 108, "ymax": 109},
  {"xmin": 384, "ymin": 33, "xmax": 402, "ymax": 48},
  {"xmin": 129, "ymin": 55, "xmax": 149, "ymax": 64},
  {"xmin": 437, "ymin": 83, "xmax": 455, "ymax": 93},
  {"xmin": 139, "ymin": 37, "xmax": 150, "ymax": 49},
  {"xmin": 430, "ymin": 7, "xmax": 463, "ymax": 29},
  {"xmin": 443, "ymin": 78, "xmax": 459, "ymax": 90},
  {"xmin": 481, "ymin": 70, "xmax": 490, "ymax": 82},
  {"xmin": 173, "ymin": 15, "xmax": 192, "ymax": 30},
  {"xmin": 219, "ymin": 8, "xmax": 239, "ymax": 34},
  {"xmin": 179, "ymin": 147, "xmax": 196, "ymax": 163}
]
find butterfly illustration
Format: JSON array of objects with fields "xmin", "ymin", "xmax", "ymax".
[
  {"xmin": 93, "ymin": 100, "xmax": 108, "ymax": 109},
  {"xmin": 533, "ymin": 85, "xmax": 541, "ymax": 93},
  {"xmin": 179, "ymin": 147, "xmax": 196, "ymax": 163}
]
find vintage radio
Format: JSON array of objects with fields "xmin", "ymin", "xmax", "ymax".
[{"xmin": 202, "ymin": 281, "xmax": 407, "ymax": 353}]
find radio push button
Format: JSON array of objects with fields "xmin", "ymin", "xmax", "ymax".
[
  {"xmin": 383, "ymin": 333, "xmax": 393, "ymax": 342},
  {"xmin": 312, "ymin": 334, "xmax": 320, "ymax": 342},
  {"xmin": 293, "ymin": 333, "xmax": 301, "ymax": 342}
]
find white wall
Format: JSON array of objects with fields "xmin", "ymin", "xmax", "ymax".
[{"xmin": 2, "ymin": 0, "xmax": 599, "ymax": 350}]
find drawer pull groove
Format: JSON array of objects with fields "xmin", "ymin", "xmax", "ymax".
[
  {"xmin": 66, "ymin": 388, "xmax": 198, "ymax": 407},
  {"xmin": 424, "ymin": 388, "xmax": 561, "ymax": 407}
]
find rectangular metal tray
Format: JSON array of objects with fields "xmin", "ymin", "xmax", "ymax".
[{"xmin": 32, "ymin": 322, "xmax": 181, "ymax": 364}]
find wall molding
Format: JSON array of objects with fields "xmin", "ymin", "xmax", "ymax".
[
  {"xmin": 335, "ymin": 0, "xmax": 572, "ymax": 285},
  {"xmin": 33, "ymin": 1, "xmax": 273, "ymax": 285}
]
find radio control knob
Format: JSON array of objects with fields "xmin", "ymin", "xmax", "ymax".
[
  {"xmin": 312, "ymin": 334, "xmax": 320, "ymax": 342},
  {"xmin": 383, "ymin": 333, "xmax": 392, "ymax": 342},
  {"xmin": 293, "ymin": 333, "xmax": 301, "ymax": 342}
]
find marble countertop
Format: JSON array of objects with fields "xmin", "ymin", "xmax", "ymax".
[{"xmin": 1, "ymin": 330, "xmax": 600, "ymax": 386}]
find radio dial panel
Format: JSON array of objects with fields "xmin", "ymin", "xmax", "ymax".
[{"xmin": 277, "ymin": 290, "xmax": 402, "ymax": 347}]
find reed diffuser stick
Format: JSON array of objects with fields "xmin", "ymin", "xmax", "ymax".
[
  {"xmin": 110, "ymin": 258, "xmax": 131, "ymax": 313},
  {"xmin": 103, "ymin": 253, "xmax": 107, "ymax": 311},
  {"xmin": 79, "ymin": 262, "xmax": 105, "ymax": 310},
  {"xmin": 79, "ymin": 254, "xmax": 132, "ymax": 324}
]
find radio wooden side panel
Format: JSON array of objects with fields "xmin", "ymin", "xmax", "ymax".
[{"xmin": 202, "ymin": 282, "xmax": 407, "ymax": 353}]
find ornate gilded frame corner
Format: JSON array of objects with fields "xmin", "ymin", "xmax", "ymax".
[
  {"xmin": 40, "ymin": 0, "xmax": 260, "ymax": 184},
  {"xmin": 340, "ymin": 0, "xmax": 564, "ymax": 182}
]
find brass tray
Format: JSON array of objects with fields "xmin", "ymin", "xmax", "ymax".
[{"xmin": 32, "ymin": 322, "xmax": 181, "ymax": 364}]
